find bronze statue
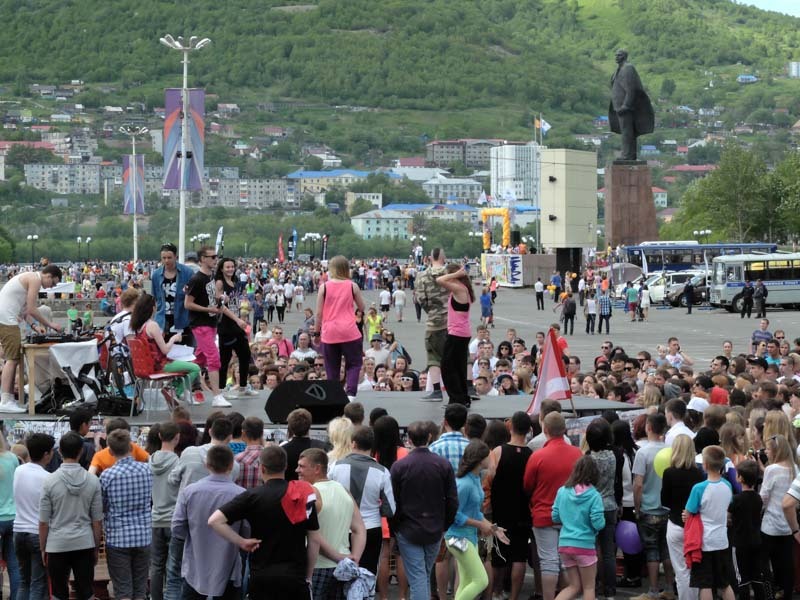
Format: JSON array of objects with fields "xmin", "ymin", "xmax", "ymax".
[{"xmin": 609, "ymin": 49, "xmax": 655, "ymax": 162}]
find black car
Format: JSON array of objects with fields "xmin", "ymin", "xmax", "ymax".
[{"xmin": 666, "ymin": 275, "xmax": 708, "ymax": 307}]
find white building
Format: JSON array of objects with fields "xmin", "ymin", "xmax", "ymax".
[
  {"xmin": 345, "ymin": 191, "xmax": 382, "ymax": 212},
  {"xmin": 421, "ymin": 173, "xmax": 482, "ymax": 203},
  {"xmin": 350, "ymin": 210, "xmax": 412, "ymax": 240},
  {"xmin": 490, "ymin": 142, "xmax": 541, "ymax": 205}
]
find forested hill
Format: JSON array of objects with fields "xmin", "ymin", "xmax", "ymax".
[{"xmin": 1, "ymin": 0, "xmax": 798, "ymax": 113}]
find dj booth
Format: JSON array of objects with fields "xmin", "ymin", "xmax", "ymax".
[{"xmin": 19, "ymin": 333, "xmax": 100, "ymax": 415}]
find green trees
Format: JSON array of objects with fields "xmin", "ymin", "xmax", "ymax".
[{"xmin": 661, "ymin": 146, "xmax": 800, "ymax": 243}]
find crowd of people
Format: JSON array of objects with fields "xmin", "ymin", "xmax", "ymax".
[{"xmin": 6, "ymin": 244, "xmax": 800, "ymax": 600}]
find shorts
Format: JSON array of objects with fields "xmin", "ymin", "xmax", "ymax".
[
  {"xmin": 380, "ymin": 304, "xmax": 390, "ymax": 313},
  {"xmin": 637, "ymin": 513, "xmax": 669, "ymax": 563},
  {"xmin": 690, "ymin": 547, "xmax": 735, "ymax": 590},
  {"xmin": 425, "ymin": 328, "xmax": 448, "ymax": 368},
  {"xmin": 0, "ymin": 324, "xmax": 21, "ymax": 360},
  {"xmin": 533, "ymin": 526, "xmax": 561, "ymax": 574},
  {"xmin": 491, "ymin": 525, "xmax": 531, "ymax": 566},
  {"xmin": 628, "ymin": 301, "xmax": 638, "ymax": 311},
  {"xmin": 191, "ymin": 325, "xmax": 221, "ymax": 371},
  {"xmin": 559, "ymin": 548, "xmax": 598, "ymax": 568}
]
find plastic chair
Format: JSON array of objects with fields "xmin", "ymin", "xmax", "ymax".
[{"xmin": 126, "ymin": 337, "xmax": 189, "ymax": 416}]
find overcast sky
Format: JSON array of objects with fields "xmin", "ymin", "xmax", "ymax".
[{"xmin": 737, "ymin": 0, "xmax": 800, "ymax": 17}]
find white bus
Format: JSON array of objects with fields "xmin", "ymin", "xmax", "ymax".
[{"xmin": 709, "ymin": 253, "xmax": 800, "ymax": 312}]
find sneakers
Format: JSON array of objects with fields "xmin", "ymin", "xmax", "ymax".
[
  {"xmin": 420, "ymin": 390, "xmax": 443, "ymax": 401},
  {"xmin": 238, "ymin": 386, "xmax": 258, "ymax": 397},
  {"xmin": 617, "ymin": 577, "xmax": 642, "ymax": 588},
  {"xmin": 660, "ymin": 592, "xmax": 676, "ymax": 600},
  {"xmin": 192, "ymin": 391, "xmax": 206, "ymax": 404},
  {"xmin": 0, "ymin": 399, "xmax": 25, "ymax": 413},
  {"xmin": 212, "ymin": 394, "xmax": 232, "ymax": 408},
  {"xmin": 631, "ymin": 593, "xmax": 660, "ymax": 600},
  {"xmin": 347, "ymin": 395, "xmax": 357, "ymax": 402}
]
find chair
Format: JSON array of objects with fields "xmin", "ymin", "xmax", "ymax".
[{"xmin": 126, "ymin": 337, "xmax": 190, "ymax": 416}]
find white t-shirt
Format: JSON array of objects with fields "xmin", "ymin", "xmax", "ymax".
[
  {"xmin": 392, "ymin": 290, "xmax": 406, "ymax": 307},
  {"xmin": 13, "ymin": 462, "xmax": 49, "ymax": 534},
  {"xmin": 379, "ymin": 290, "xmax": 391, "ymax": 306},
  {"xmin": 761, "ymin": 464, "xmax": 795, "ymax": 536},
  {"xmin": 664, "ymin": 422, "xmax": 695, "ymax": 446},
  {"xmin": 686, "ymin": 478, "xmax": 733, "ymax": 551}
]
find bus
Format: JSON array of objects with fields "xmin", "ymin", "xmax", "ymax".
[
  {"xmin": 620, "ymin": 242, "xmax": 777, "ymax": 272},
  {"xmin": 709, "ymin": 253, "xmax": 800, "ymax": 312}
]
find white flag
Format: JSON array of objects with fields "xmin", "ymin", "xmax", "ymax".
[
  {"xmin": 541, "ymin": 118, "xmax": 552, "ymax": 135},
  {"xmin": 477, "ymin": 190, "xmax": 487, "ymax": 205},
  {"xmin": 504, "ymin": 189, "xmax": 517, "ymax": 204}
]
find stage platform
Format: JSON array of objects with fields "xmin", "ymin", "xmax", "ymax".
[{"xmin": 0, "ymin": 392, "xmax": 636, "ymax": 429}]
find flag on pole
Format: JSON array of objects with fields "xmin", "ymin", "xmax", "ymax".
[
  {"xmin": 277, "ymin": 233, "xmax": 285, "ymax": 263},
  {"xmin": 122, "ymin": 155, "xmax": 145, "ymax": 215},
  {"xmin": 163, "ymin": 88, "xmax": 205, "ymax": 191},
  {"xmin": 477, "ymin": 190, "xmax": 487, "ymax": 205},
  {"xmin": 289, "ymin": 228, "xmax": 297, "ymax": 260},
  {"xmin": 527, "ymin": 327, "xmax": 572, "ymax": 416},
  {"xmin": 215, "ymin": 226, "xmax": 224, "ymax": 256},
  {"xmin": 540, "ymin": 118, "xmax": 552, "ymax": 135},
  {"xmin": 641, "ymin": 251, "xmax": 649, "ymax": 276}
]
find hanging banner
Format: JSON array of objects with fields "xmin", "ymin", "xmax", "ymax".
[
  {"xmin": 277, "ymin": 233, "xmax": 285, "ymax": 263},
  {"xmin": 163, "ymin": 88, "xmax": 205, "ymax": 191},
  {"xmin": 288, "ymin": 228, "xmax": 297, "ymax": 261},
  {"xmin": 321, "ymin": 234, "xmax": 329, "ymax": 261},
  {"xmin": 122, "ymin": 155, "xmax": 145, "ymax": 215}
]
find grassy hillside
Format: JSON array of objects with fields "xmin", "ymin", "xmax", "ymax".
[{"xmin": 1, "ymin": 0, "xmax": 798, "ymax": 119}]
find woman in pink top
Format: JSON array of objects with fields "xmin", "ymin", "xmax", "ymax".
[
  {"xmin": 314, "ymin": 255, "xmax": 366, "ymax": 398},
  {"xmin": 436, "ymin": 263, "xmax": 474, "ymax": 407}
]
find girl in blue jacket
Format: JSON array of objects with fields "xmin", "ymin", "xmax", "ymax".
[{"xmin": 552, "ymin": 455, "xmax": 606, "ymax": 600}]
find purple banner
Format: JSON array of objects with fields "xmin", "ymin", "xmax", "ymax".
[
  {"xmin": 162, "ymin": 88, "xmax": 205, "ymax": 190},
  {"xmin": 123, "ymin": 155, "xmax": 145, "ymax": 215}
]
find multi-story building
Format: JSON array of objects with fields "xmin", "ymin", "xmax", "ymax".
[
  {"xmin": 285, "ymin": 169, "xmax": 401, "ymax": 203},
  {"xmin": 425, "ymin": 139, "xmax": 506, "ymax": 168},
  {"xmin": 25, "ymin": 162, "xmax": 287, "ymax": 208},
  {"xmin": 381, "ymin": 203, "xmax": 478, "ymax": 225},
  {"xmin": 421, "ymin": 173, "xmax": 482, "ymax": 203},
  {"xmin": 350, "ymin": 210, "xmax": 412, "ymax": 240},
  {"xmin": 344, "ymin": 192, "xmax": 382, "ymax": 212},
  {"xmin": 490, "ymin": 142, "xmax": 541, "ymax": 205}
]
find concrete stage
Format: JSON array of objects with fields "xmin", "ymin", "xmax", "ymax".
[{"xmin": 0, "ymin": 391, "xmax": 634, "ymax": 429}]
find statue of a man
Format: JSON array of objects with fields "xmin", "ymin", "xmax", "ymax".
[{"xmin": 609, "ymin": 49, "xmax": 655, "ymax": 162}]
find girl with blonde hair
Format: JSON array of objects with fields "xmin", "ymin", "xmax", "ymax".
[
  {"xmin": 761, "ymin": 434, "xmax": 798, "ymax": 600},
  {"xmin": 763, "ymin": 411, "xmax": 797, "ymax": 450},
  {"xmin": 637, "ymin": 383, "xmax": 662, "ymax": 409},
  {"xmin": 661, "ymin": 434, "xmax": 704, "ymax": 600},
  {"xmin": 515, "ymin": 366, "xmax": 536, "ymax": 394},
  {"xmin": 719, "ymin": 423, "xmax": 748, "ymax": 467},
  {"xmin": 327, "ymin": 416, "xmax": 354, "ymax": 470}
]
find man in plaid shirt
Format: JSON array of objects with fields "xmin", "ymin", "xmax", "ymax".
[
  {"xmin": 235, "ymin": 417, "xmax": 265, "ymax": 489},
  {"xmin": 428, "ymin": 403, "xmax": 469, "ymax": 600},
  {"xmin": 598, "ymin": 288, "xmax": 613, "ymax": 334},
  {"xmin": 100, "ymin": 429, "xmax": 153, "ymax": 600}
]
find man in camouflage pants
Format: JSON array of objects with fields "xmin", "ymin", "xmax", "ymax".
[{"xmin": 414, "ymin": 248, "xmax": 449, "ymax": 401}]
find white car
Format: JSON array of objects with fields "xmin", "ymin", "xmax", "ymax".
[{"xmin": 641, "ymin": 270, "xmax": 706, "ymax": 304}]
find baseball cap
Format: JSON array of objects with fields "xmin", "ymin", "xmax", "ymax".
[
  {"xmin": 687, "ymin": 396, "xmax": 709, "ymax": 414},
  {"xmin": 370, "ymin": 334, "xmax": 383, "ymax": 342},
  {"xmin": 747, "ymin": 356, "xmax": 768, "ymax": 370}
]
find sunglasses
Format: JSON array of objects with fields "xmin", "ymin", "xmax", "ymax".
[
  {"xmin": 776, "ymin": 336, "xmax": 785, "ymax": 340},
  {"xmin": 602, "ymin": 345, "xmax": 612, "ymax": 350},
  {"xmin": 203, "ymin": 254, "xmax": 218, "ymax": 259}
]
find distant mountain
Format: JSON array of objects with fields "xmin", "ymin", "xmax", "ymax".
[{"xmin": 1, "ymin": 0, "xmax": 798, "ymax": 116}]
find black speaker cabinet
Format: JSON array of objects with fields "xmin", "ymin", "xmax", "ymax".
[{"xmin": 265, "ymin": 380, "xmax": 349, "ymax": 424}]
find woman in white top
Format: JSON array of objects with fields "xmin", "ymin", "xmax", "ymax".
[{"xmin": 760, "ymin": 433, "xmax": 797, "ymax": 600}]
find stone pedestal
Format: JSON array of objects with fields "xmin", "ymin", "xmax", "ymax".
[{"xmin": 605, "ymin": 162, "xmax": 658, "ymax": 247}]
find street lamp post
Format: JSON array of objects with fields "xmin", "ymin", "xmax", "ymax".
[
  {"xmin": 192, "ymin": 232, "xmax": 210, "ymax": 252},
  {"xmin": 26, "ymin": 234, "xmax": 38, "ymax": 269},
  {"xmin": 693, "ymin": 229, "xmax": 712, "ymax": 244},
  {"xmin": 76, "ymin": 236, "xmax": 82, "ymax": 262},
  {"xmin": 120, "ymin": 125, "xmax": 149, "ymax": 263},
  {"xmin": 86, "ymin": 236, "xmax": 92, "ymax": 261},
  {"xmin": 159, "ymin": 34, "xmax": 211, "ymax": 264}
]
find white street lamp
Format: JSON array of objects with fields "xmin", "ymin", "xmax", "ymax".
[
  {"xmin": 26, "ymin": 234, "xmax": 38, "ymax": 269},
  {"xmin": 159, "ymin": 34, "xmax": 211, "ymax": 263},
  {"xmin": 85, "ymin": 236, "xmax": 92, "ymax": 260},
  {"xmin": 120, "ymin": 125, "xmax": 149, "ymax": 263},
  {"xmin": 76, "ymin": 236, "xmax": 82, "ymax": 262}
]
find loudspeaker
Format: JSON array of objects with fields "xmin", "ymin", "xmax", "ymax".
[
  {"xmin": 265, "ymin": 380, "xmax": 349, "ymax": 424},
  {"xmin": 510, "ymin": 230, "xmax": 521, "ymax": 246}
]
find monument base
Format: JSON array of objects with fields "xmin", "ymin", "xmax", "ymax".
[{"xmin": 605, "ymin": 162, "xmax": 658, "ymax": 247}]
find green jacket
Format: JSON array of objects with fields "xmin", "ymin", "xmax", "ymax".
[{"xmin": 415, "ymin": 264, "xmax": 448, "ymax": 331}]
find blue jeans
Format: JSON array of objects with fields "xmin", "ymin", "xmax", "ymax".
[
  {"xmin": 164, "ymin": 535, "xmax": 186, "ymax": 600},
  {"xmin": 14, "ymin": 532, "xmax": 47, "ymax": 600},
  {"xmin": 0, "ymin": 520, "xmax": 21, "ymax": 600},
  {"xmin": 395, "ymin": 532, "xmax": 440, "ymax": 600}
]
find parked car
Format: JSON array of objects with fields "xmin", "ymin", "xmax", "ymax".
[
  {"xmin": 643, "ymin": 270, "xmax": 706, "ymax": 304},
  {"xmin": 666, "ymin": 274, "xmax": 709, "ymax": 307}
]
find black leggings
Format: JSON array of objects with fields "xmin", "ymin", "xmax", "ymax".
[
  {"xmin": 761, "ymin": 532, "xmax": 793, "ymax": 600},
  {"xmin": 266, "ymin": 306, "xmax": 275, "ymax": 322},
  {"xmin": 219, "ymin": 330, "xmax": 251, "ymax": 388},
  {"xmin": 442, "ymin": 334, "xmax": 470, "ymax": 405},
  {"xmin": 276, "ymin": 306, "xmax": 285, "ymax": 323}
]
